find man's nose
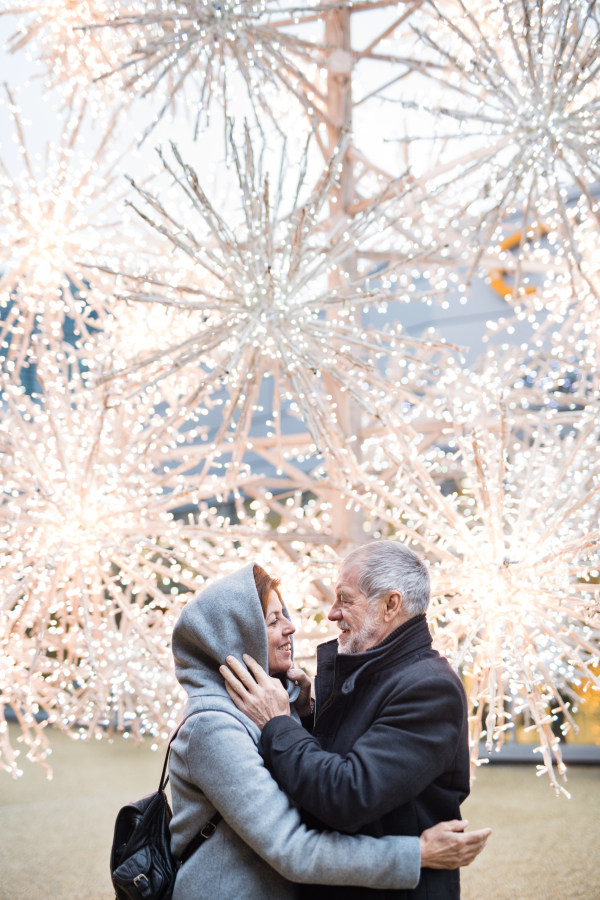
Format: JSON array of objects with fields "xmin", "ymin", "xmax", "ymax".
[{"xmin": 328, "ymin": 602, "xmax": 342, "ymax": 622}]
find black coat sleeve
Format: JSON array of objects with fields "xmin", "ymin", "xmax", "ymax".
[{"xmin": 258, "ymin": 675, "xmax": 464, "ymax": 833}]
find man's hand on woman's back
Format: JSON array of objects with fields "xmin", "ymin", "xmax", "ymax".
[
  {"xmin": 419, "ymin": 819, "xmax": 491, "ymax": 869},
  {"xmin": 220, "ymin": 653, "xmax": 492, "ymax": 875}
]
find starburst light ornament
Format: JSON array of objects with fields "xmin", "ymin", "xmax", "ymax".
[
  {"xmin": 98, "ymin": 127, "xmax": 453, "ymax": 481},
  {"xmin": 3, "ymin": 0, "xmax": 345, "ymax": 135},
  {"xmin": 100, "ymin": 0, "xmax": 336, "ymax": 135},
  {"xmin": 0, "ymin": 345, "xmax": 260, "ymax": 778},
  {"xmin": 0, "ymin": 89, "xmax": 128, "ymax": 378},
  {"xmin": 342, "ymin": 378, "xmax": 600, "ymax": 794},
  {"xmin": 406, "ymin": 0, "xmax": 600, "ymax": 296}
]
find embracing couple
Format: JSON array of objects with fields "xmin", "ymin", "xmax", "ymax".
[{"xmin": 169, "ymin": 540, "xmax": 491, "ymax": 899}]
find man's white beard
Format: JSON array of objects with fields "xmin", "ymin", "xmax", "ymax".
[{"xmin": 337, "ymin": 611, "xmax": 380, "ymax": 654}]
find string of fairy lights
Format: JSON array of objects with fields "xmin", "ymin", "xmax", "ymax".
[{"xmin": 1, "ymin": 0, "xmax": 599, "ymax": 790}]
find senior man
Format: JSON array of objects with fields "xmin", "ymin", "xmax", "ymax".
[{"xmin": 223, "ymin": 541, "xmax": 488, "ymax": 900}]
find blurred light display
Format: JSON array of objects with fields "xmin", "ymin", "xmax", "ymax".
[{"xmin": 1, "ymin": 0, "xmax": 599, "ymax": 790}]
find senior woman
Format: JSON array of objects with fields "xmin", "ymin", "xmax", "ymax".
[{"xmin": 169, "ymin": 563, "xmax": 486, "ymax": 900}]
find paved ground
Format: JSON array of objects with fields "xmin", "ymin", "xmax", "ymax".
[
  {"xmin": 460, "ymin": 764, "xmax": 600, "ymax": 900},
  {"xmin": 0, "ymin": 724, "xmax": 598, "ymax": 900}
]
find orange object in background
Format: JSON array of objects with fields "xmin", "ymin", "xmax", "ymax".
[
  {"xmin": 488, "ymin": 228, "xmax": 547, "ymax": 299},
  {"xmin": 569, "ymin": 663, "xmax": 600, "ymax": 745}
]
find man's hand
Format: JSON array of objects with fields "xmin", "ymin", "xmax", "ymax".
[
  {"xmin": 419, "ymin": 820, "xmax": 491, "ymax": 869},
  {"xmin": 220, "ymin": 654, "xmax": 290, "ymax": 730}
]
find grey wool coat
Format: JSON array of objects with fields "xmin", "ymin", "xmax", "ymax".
[{"xmin": 169, "ymin": 563, "xmax": 422, "ymax": 900}]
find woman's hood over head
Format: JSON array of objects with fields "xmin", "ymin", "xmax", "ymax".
[{"xmin": 172, "ymin": 562, "xmax": 299, "ymax": 702}]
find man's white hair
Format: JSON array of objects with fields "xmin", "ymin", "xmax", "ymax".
[{"xmin": 343, "ymin": 540, "xmax": 430, "ymax": 618}]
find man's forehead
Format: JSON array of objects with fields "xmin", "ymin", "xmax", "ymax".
[{"xmin": 335, "ymin": 563, "xmax": 361, "ymax": 593}]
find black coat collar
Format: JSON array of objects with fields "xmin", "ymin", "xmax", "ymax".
[{"xmin": 316, "ymin": 614, "xmax": 433, "ymax": 698}]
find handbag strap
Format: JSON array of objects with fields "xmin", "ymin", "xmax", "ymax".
[
  {"xmin": 158, "ymin": 711, "xmax": 222, "ymax": 864},
  {"xmin": 158, "ymin": 711, "xmax": 200, "ymax": 792},
  {"xmin": 178, "ymin": 811, "xmax": 223, "ymax": 865}
]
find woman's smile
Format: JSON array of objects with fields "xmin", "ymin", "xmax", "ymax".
[{"xmin": 264, "ymin": 588, "xmax": 296, "ymax": 673}]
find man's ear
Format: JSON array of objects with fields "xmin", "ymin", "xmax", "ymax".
[{"xmin": 384, "ymin": 590, "xmax": 403, "ymax": 621}]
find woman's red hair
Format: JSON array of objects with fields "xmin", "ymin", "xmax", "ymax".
[{"xmin": 253, "ymin": 564, "xmax": 283, "ymax": 616}]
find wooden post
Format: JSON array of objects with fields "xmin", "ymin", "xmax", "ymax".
[{"xmin": 322, "ymin": 3, "xmax": 364, "ymax": 546}]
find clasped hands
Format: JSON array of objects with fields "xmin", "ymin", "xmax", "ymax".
[{"xmin": 220, "ymin": 655, "xmax": 312, "ymax": 729}]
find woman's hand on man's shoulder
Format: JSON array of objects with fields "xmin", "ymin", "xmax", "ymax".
[{"xmin": 287, "ymin": 667, "xmax": 313, "ymax": 718}]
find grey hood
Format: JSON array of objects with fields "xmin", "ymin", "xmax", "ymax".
[{"xmin": 172, "ymin": 562, "xmax": 300, "ymax": 703}]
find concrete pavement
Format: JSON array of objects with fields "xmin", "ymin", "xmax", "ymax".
[{"xmin": 1, "ymin": 724, "xmax": 598, "ymax": 900}]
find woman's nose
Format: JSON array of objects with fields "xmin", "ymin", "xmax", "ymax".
[{"xmin": 283, "ymin": 619, "xmax": 295, "ymax": 635}]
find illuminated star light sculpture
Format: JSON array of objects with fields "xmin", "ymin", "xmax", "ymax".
[
  {"xmin": 3, "ymin": 0, "xmax": 436, "ymax": 146},
  {"xmin": 100, "ymin": 0, "xmax": 334, "ymax": 136},
  {"xmin": 0, "ymin": 347, "xmax": 261, "ymax": 777},
  {"xmin": 3, "ymin": 0, "xmax": 600, "ymax": 789},
  {"xmin": 401, "ymin": 0, "xmax": 600, "ymax": 303},
  {"xmin": 338, "ymin": 374, "xmax": 600, "ymax": 794},
  {"xmin": 0, "ymin": 88, "xmax": 128, "ymax": 379},
  {"xmin": 3, "ymin": 0, "xmax": 331, "ymax": 133},
  {"xmin": 97, "ymin": 126, "xmax": 454, "ymax": 486}
]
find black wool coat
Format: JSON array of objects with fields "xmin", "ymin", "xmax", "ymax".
[{"xmin": 258, "ymin": 614, "xmax": 470, "ymax": 900}]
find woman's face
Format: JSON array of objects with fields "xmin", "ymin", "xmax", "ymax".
[{"xmin": 265, "ymin": 590, "xmax": 295, "ymax": 674}]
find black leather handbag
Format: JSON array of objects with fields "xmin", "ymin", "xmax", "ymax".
[{"xmin": 110, "ymin": 715, "xmax": 221, "ymax": 900}]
